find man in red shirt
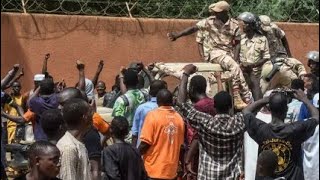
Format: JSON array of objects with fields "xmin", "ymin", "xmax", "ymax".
[{"xmin": 178, "ymin": 65, "xmax": 223, "ymax": 179}]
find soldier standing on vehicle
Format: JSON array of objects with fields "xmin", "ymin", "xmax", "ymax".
[{"xmin": 168, "ymin": 1, "xmax": 253, "ymax": 109}]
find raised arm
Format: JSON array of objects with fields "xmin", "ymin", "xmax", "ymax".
[
  {"xmin": 91, "ymin": 60, "xmax": 104, "ymax": 88},
  {"xmin": 141, "ymin": 63, "xmax": 155, "ymax": 83},
  {"xmin": 294, "ymin": 89, "xmax": 319, "ymax": 122},
  {"xmin": 3, "ymin": 68, "xmax": 24, "ymax": 90},
  {"xmin": 119, "ymin": 66, "xmax": 127, "ymax": 94},
  {"xmin": 167, "ymin": 25, "xmax": 199, "ymax": 41},
  {"xmin": 76, "ymin": 60, "xmax": 86, "ymax": 92},
  {"xmin": 41, "ymin": 53, "xmax": 50, "ymax": 74},
  {"xmin": 1, "ymin": 64, "xmax": 20, "ymax": 90},
  {"xmin": 177, "ymin": 64, "xmax": 197, "ymax": 104},
  {"xmin": 242, "ymin": 96, "xmax": 269, "ymax": 115}
]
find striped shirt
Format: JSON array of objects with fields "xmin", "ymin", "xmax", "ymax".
[{"xmin": 176, "ymin": 103, "xmax": 245, "ymax": 180}]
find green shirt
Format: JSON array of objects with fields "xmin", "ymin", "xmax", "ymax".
[{"xmin": 112, "ymin": 89, "xmax": 146, "ymax": 127}]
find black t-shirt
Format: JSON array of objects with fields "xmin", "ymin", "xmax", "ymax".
[
  {"xmin": 14, "ymin": 174, "xmax": 61, "ymax": 180},
  {"xmin": 255, "ymin": 176, "xmax": 274, "ymax": 180},
  {"xmin": 244, "ymin": 113, "xmax": 318, "ymax": 180},
  {"xmin": 83, "ymin": 127, "xmax": 102, "ymax": 159},
  {"xmin": 102, "ymin": 142, "xmax": 148, "ymax": 180}
]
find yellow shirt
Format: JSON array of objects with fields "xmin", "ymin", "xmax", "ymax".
[{"xmin": 4, "ymin": 95, "xmax": 25, "ymax": 127}]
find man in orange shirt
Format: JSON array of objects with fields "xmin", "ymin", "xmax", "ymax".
[{"xmin": 139, "ymin": 89, "xmax": 185, "ymax": 180}]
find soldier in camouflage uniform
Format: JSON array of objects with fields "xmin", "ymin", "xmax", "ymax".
[
  {"xmin": 260, "ymin": 54, "xmax": 307, "ymax": 94},
  {"xmin": 237, "ymin": 12, "xmax": 271, "ymax": 101},
  {"xmin": 167, "ymin": 1, "xmax": 253, "ymax": 109},
  {"xmin": 258, "ymin": 15, "xmax": 292, "ymax": 59},
  {"xmin": 256, "ymin": 15, "xmax": 307, "ymax": 93},
  {"xmin": 196, "ymin": 1, "xmax": 253, "ymax": 109}
]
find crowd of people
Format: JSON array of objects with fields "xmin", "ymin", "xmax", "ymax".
[{"xmin": 1, "ymin": 1, "xmax": 319, "ymax": 180}]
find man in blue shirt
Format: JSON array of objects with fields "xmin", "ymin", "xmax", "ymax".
[
  {"xmin": 29, "ymin": 79, "xmax": 59, "ymax": 141},
  {"xmin": 286, "ymin": 79, "xmax": 304, "ymax": 123},
  {"xmin": 299, "ymin": 79, "xmax": 319, "ymax": 121},
  {"xmin": 131, "ymin": 80, "xmax": 167, "ymax": 147}
]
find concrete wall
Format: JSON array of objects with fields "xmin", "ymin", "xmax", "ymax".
[{"xmin": 1, "ymin": 13, "xmax": 319, "ymax": 92}]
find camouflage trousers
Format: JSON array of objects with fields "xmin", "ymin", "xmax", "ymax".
[
  {"xmin": 260, "ymin": 61, "xmax": 300, "ymax": 94},
  {"xmin": 153, "ymin": 55, "xmax": 253, "ymax": 102},
  {"xmin": 210, "ymin": 53, "xmax": 253, "ymax": 102}
]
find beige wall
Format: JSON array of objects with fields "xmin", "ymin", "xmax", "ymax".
[{"xmin": 1, "ymin": 13, "xmax": 319, "ymax": 92}]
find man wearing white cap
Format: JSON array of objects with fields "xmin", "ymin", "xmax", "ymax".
[
  {"xmin": 168, "ymin": 1, "xmax": 253, "ymax": 110},
  {"xmin": 25, "ymin": 74, "xmax": 45, "ymax": 99}
]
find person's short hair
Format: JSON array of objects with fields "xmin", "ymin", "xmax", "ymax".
[
  {"xmin": 62, "ymin": 98, "xmax": 89, "ymax": 129},
  {"xmin": 214, "ymin": 91, "xmax": 232, "ymax": 112},
  {"xmin": 44, "ymin": 72, "xmax": 54, "ymax": 81},
  {"xmin": 41, "ymin": 109, "xmax": 64, "ymax": 137},
  {"xmin": 39, "ymin": 78, "xmax": 55, "ymax": 95},
  {"xmin": 96, "ymin": 81, "xmax": 106, "ymax": 89},
  {"xmin": 156, "ymin": 89, "xmax": 173, "ymax": 106},
  {"xmin": 12, "ymin": 81, "xmax": 21, "ymax": 87},
  {"xmin": 58, "ymin": 87, "xmax": 83, "ymax": 105},
  {"xmin": 123, "ymin": 69, "xmax": 139, "ymax": 87},
  {"xmin": 111, "ymin": 116, "xmax": 129, "ymax": 139},
  {"xmin": 149, "ymin": 80, "xmax": 167, "ymax": 97},
  {"xmin": 307, "ymin": 78, "xmax": 319, "ymax": 100},
  {"xmin": 269, "ymin": 92, "xmax": 288, "ymax": 115},
  {"xmin": 190, "ymin": 75, "xmax": 207, "ymax": 94},
  {"xmin": 291, "ymin": 79, "xmax": 304, "ymax": 91},
  {"xmin": 257, "ymin": 150, "xmax": 278, "ymax": 175},
  {"xmin": 28, "ymin": 140, "xmax": 58, "ymax": 161},
  {"xmin": 304, "ymin": 73, "xmax": 317, "ymax": 82}
]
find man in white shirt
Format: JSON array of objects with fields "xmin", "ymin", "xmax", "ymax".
[
  {"xmin": 57, "ymin": 98, "xmax": 92, "ymax": 180},
  {"xmin": 244, "ymin": 90, "xmax": 272, "ymax": 180},
  {"xmin": 302, "ymin": 93, "xmax": 319, "ymax": 180},
  {"xmin": 285, "ymin": 79, "xmax": 305, "ymax": 123}
]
